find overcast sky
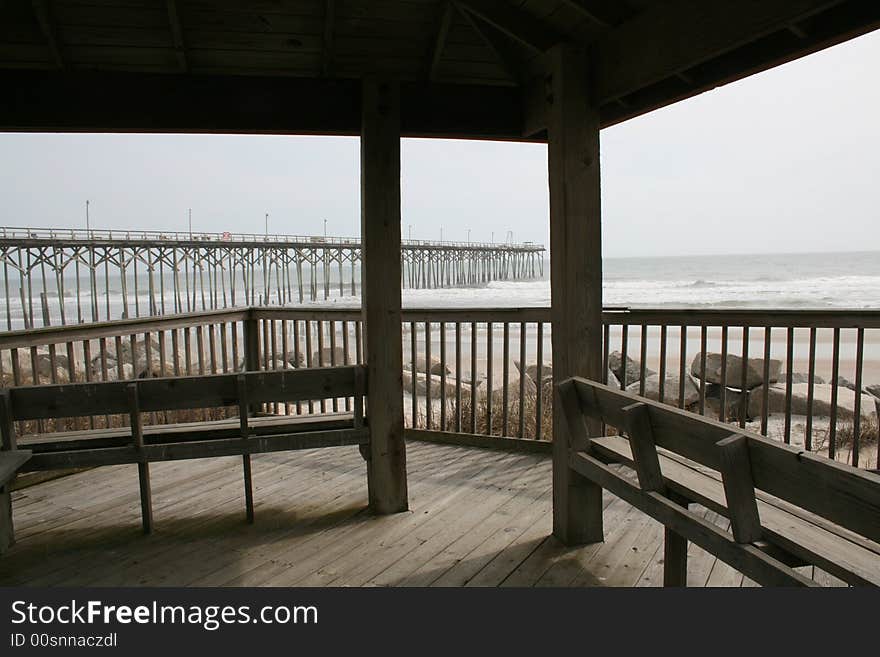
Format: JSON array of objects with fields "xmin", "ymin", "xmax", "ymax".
[{"xmin": 1, "ymin": 30, "xmax": 878, "ymax": 258}]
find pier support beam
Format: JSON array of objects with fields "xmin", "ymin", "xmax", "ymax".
[
  {"xmin": 361, "ymin": 78, "xmax": 408, "ymax": 514},
  {"xmin": 548, "ymin": 44, "xmax": 604, "ymax": 545}
]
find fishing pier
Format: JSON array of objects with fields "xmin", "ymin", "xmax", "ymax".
[{"xmin": 0, "ymin": 227, "xmax": 544, "ymax": 328}]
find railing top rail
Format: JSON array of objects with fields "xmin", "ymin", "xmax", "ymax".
[
  {"xmin": 5, "ymin": 305, "xmax": 880, "ymax": 349},
  {"xmin": 0, "ymin": 308, "xmax": 249, "ymax": 350},
  {"xmin": 0, "ymin": 226, "xmax": 545, "ymax": 252}
]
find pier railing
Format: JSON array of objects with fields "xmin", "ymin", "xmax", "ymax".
[{"xmin": 1, "ymin": 306, "xmax": 878, "ymax": 469}]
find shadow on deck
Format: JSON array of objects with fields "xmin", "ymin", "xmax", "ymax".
[{"xmin": 1, "ymin": 440, "xmax": 773, "ymax": 587}]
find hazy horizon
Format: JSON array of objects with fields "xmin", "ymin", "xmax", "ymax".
[{"xmin": 1, "ymin": 30, "xmax": 878, "ymax": 259}]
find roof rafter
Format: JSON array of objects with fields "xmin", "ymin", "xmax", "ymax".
[
  {"xmin": 165, "ymin": 0, "xmax": 188, "ymax": 73},
  {"xmin": 322, "ymin": 0, "xmax": 335, "ymax": 77},
  {"xmin": 30, "ymin": 0, "xmax": 64, "ymax": 69},
  {"xmin": 455, "ymin": 0, "xmax": 564, "ymax": 53},
  {"xmin": 595, "ymin": 0, "xmax": 847, "ymax": 102},
  {"xmin": 426, "ymin": 1, "xmax": 454, "ymax": 81},
  {"xmin": 557, "ymin": 0, "xmax": 630, "ymax": 27},
  {"xmin": 454, "ymin": 2, "xmax": 522, "ymax": 84}
]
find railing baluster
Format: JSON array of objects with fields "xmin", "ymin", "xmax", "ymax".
[
  {"xmin": 411, "ymin": 321, "xmax": 418, "ymax": 429},
  {"xmin": 535, "ymin": 322, "xmax": 543, "ymax": 441},
  {"xmin": 620, "ymin": 324, "xmax": 629, "ymax": 390},
  {"xmin": 761, "ymin": 327, "xmax": 771, "ymax": 435},
  {"xmin": 639, "ymin": 324, "xmax": 648, "ymax": 396},
  {"xmin": 658, "ymin": 325, "xmax": 667, "ymax": 404},
  {"xmin": 425, "ymin": 321, "xmax": 432, "ymax": 430},
  {"xmin": 502, "ymin": 322, "xmax": 509, "ymax": 437},
  {"xmin": 219, "ymin": 323, "xmax": 228, "ymax": 374},
  {"xmin": 679, "ymin": 325, "xmax": 688, "ymax": 410},
  {"xmin": 830, "ymin": 327, "xmax": 841, "ymax": 460},
  {"xmin": 470, "ymin": 321, "xmax": 477, "ymax": 435},
  {"xmin": 699, "ymin": 326, "xmax": 708, "ymax": 417},
  {"xmin": 739, "ymin": 326, "xmax": 748, "ymax": 426},
  {"xmin": 230, "ymin": 320, "xmax": 238, "ymax": 372},
  {"xmin": 317, "ymin": 320, "xmax": 326, "ymax": 414},
  {"xmin": 485, "ymin": 322, "xmax": 493, "ymax": 435},
  {"xmin": 440, "ymin": 321, "xmax": 447, "ymax": 432},
  {"xmin": 196, "ymin": 325, "xmax": 206, "ymax": 376},
  {"xmin": 184, "ymin": 327, "xmax": 193, "ymax": 376},
  {"xmin": 805, "ymin": 327, "xmax": 816, "ymax": 451},
  {"xmin": 719, "ymin": 325, "xmax": 728, "ymax": 422},
  {"xmin": 455, "ymin": 322, "xmax": 462, "ymax": 433},
  {"xmin": 519, "ymin": 321, "xmax": 526, "ymax": 439},
  {"xmin": 342, "ymin": 320, "xmax": 351, "ymax": 413},
  {"xmin": 305, "ymin": 320, "xmax": 314, "ymax": 414},
  {"xmin": 294, "ymin": 319, "xmax": 303, "ymax": 415},
  {"xmin": 852, "ymin": 327, "xmax": 864, "ymax": 468},
  {"xmin": 783, "ymin": 326, "xmax": 793, "ymax": 444}
]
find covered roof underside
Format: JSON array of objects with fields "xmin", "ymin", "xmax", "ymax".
[{"xmin": 1, "ymin": 0, "xmax": 879, "ymax": 139}]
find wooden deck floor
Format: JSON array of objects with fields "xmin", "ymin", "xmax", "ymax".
[{"xmin": 0, "ymin": 440, "xmax": 761, "ymax": 587}]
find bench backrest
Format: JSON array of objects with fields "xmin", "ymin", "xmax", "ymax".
[
  {"xmin": 565, "ymin": 377, "xmax": 880, "ymax": 544},
  {"xmin": 1, "ymin": 365, "xmax": 366, "ymax": 422}
]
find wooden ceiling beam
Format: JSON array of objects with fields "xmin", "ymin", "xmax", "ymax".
[
  {"xmin": 322, "ymin": 0, "xmax": 335, "ymax": 77},
  {"xmin": 455, "ymin": 0, "xmax": 564, "ymax": 53},
  {"xmin": 30, "ymin": 0, "xmax": 64, "ymax": 69},
  {"xmin": 0, "ymin": 70, "xmax": 533, "ymax": 141},
  {"xmin": 426, "ymin": 1, "xmax": 454, "ymax": 81},
  {"xmin": 594, "ymin": 0, "xmax": 847, "ymax": 103},
  {"xmin": 165, "ymin": 0, "xmax": 188, "ymax": 73}
]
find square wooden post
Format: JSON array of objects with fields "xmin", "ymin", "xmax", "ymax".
[
  {"xmin": 548, "ymin": 44, "xmax": 605, "ymax": 545},
  {"xmin": 361, "ymin": 77, "xmax": 408, "ymax": 514}
]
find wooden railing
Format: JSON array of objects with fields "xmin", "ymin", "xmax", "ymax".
[{"xmin": 1, "ymin": 306, "xmax": 878, "ymax": 469}]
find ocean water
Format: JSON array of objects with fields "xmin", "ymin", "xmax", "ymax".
[
  {"xmin": 399, "ymin": 250, "xmax": 880, "ymax": 309},
  {"xmin": 3, "ymin": 250, "xmax": 879, "ymax": 331}
]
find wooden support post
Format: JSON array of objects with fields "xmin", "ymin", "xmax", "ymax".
[
  {"xmin": 717, "ymin": 434, "xmax": 762, "ymax": 544},
  {"xmin": 127, "ymin": 383, "xmax": 153, "ymax": 534},
  {"xmin": 548, "ymin": 44, "xmax": 604, "ymax": 545},
  {"xmin": 663, "ymin": 491, "xmax": 690, "ymax": 588},
  {"xmin": 361, "ymin": 77, "xmax": 408, "ymax": 514},
  {"xmin": 237, "ymin": 374, "xmax": 255, "ymax": 524}
]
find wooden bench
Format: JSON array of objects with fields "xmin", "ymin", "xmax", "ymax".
[
  {"xmin": 0, "ymin": 365, "xmax": 368, "ymax": 539},
  {"xmin": 0, "ymin": 449, "xmax": 32, "ymax": 554},
  {"xmin": 558, "ymin": 377, "xmax": 880, "ymax": 587}
]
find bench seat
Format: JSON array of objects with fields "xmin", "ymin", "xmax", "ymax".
[{"xmin": 588, "ymin": 434, "xmax": 880, "ymax": 587}]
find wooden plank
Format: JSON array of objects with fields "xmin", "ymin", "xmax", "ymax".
[
  {"xmin": 568, "ymin": 451, "xmax": 816, "ymax": 586},
  {"xmin": 621, "ymin": 402, "xmax": 663, "ymax": 492},
  {"xmin": 405, "ymin": 428, "xmax": 552, "ymax": 454},
  {"xmin": 547, "ymin": 44, "xmax": 603, "ymax": 545},
  {"xmin": 22, "ymin": 428, "xmax": 369, "ymax": 470},
  {"xmin": 9, "ymin": 366, "xmax": 363, "ymax": 419},
  {"xmin": 716, "ymin": 433, "xmax": 762, "ymax": 544},
  {"xmin": 361, "ymin": 77, "xmax": 408, "ymax": 514}
]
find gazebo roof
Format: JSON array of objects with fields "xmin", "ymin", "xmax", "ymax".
[{"xmin": 1, "ymin": 1, "xmax": 878, "ymax": 138}]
